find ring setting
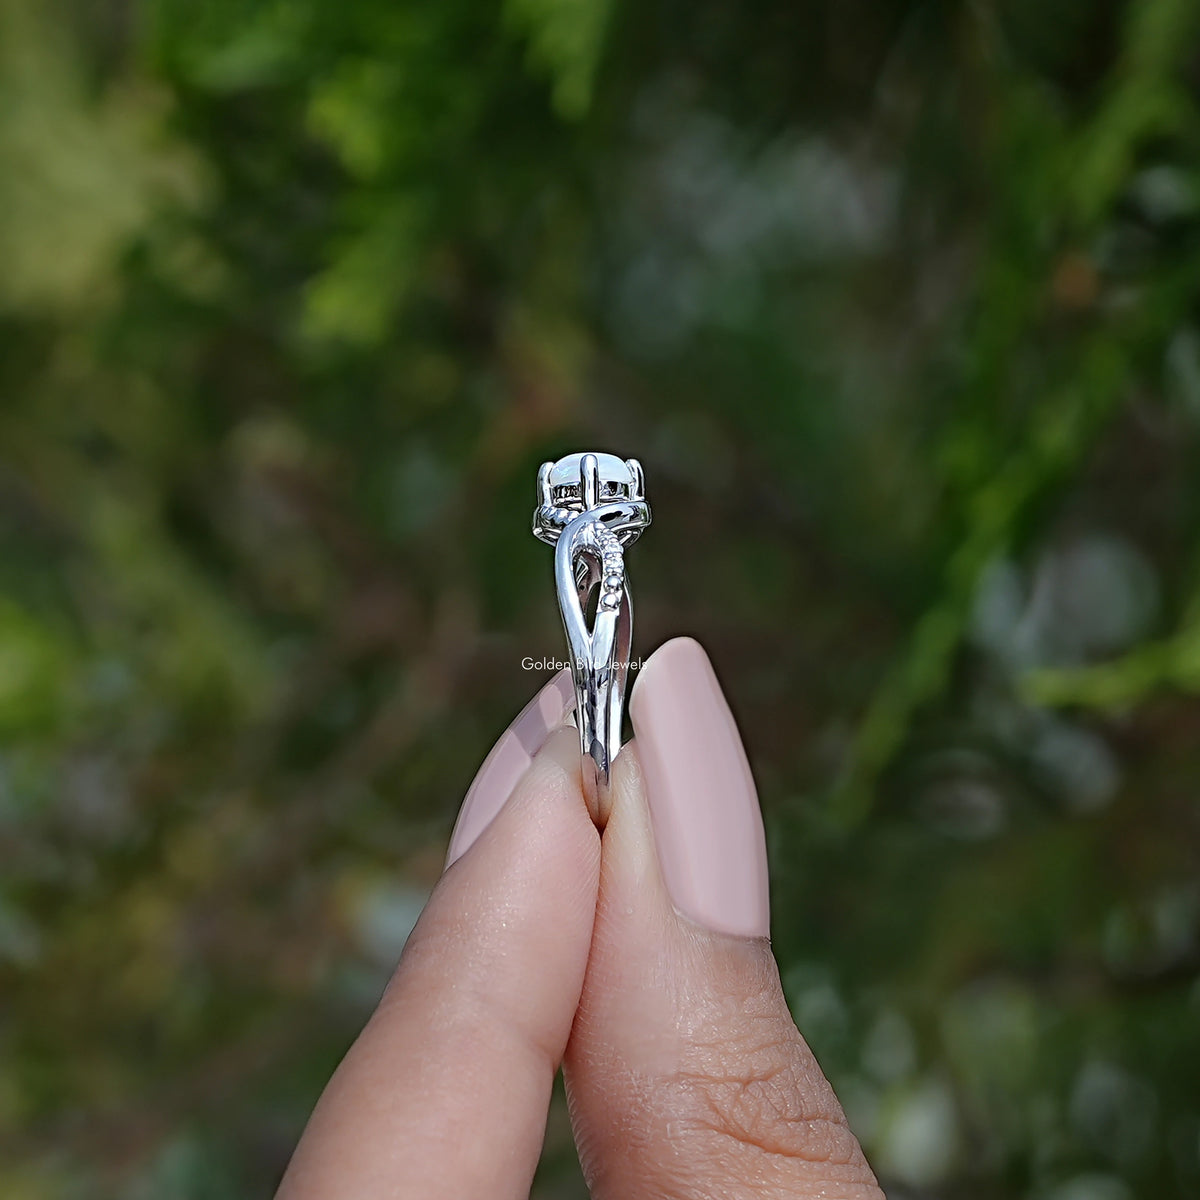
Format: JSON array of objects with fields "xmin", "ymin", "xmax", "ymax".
[{"xmin": 533, "ymin": 452, "xmax": 651, "ymax": 817}]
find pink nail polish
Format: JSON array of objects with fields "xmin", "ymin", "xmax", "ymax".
[
  {"xmin": 445, "ymin": 669, "xmax": 575, "ymax": 868},
  {"xmin": 629, "ymin": 638, "xmax": 770, "ymax": 937}
]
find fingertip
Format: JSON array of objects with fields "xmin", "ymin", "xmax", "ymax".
[
  {"xmin": 445, "ymin": 668, "xmax": 575, "ymax": 868},
  {"xmin": 501, "ymin": 725, "xmax": 602, "ymax": 904},
  {"xmin": 444, "ymin": 723, "xmax": 600, "ymax": 935},
  {"xmin": 628, "ymin": 634, "xmax": 770, "ymax": 939},
  {"xmin": 629, "ymin": 634, "xmax": 704, "ymax": 718},
  {"xmin": 534, "ymin": 724, "xmax": 589, "ymax": 790}
]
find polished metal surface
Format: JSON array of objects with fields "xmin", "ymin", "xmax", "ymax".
[{"xmin": 533, "ymin": 452, "xmax": 650, "ymax": 812}]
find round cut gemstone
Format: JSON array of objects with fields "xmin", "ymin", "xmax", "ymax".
[{"xmin": 547, "ymin": 452, "xmax": 635, "ymax": 505}]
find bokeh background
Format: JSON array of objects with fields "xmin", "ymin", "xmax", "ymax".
[{"xmin": 3, "ymin": 0, "xmax": 1200, "ymax": 1196}]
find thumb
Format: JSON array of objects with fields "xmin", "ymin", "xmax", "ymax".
[{"xmin": 563, "ymin": 638, "xmax": 883, "ymax": 1200}]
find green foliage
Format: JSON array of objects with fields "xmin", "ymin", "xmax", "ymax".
[
  {"xmin": 505, "ymin": 0, "xmax": 613, "ymax": 119},
  {"xmin": 2, "ymin": 0, "xmax": 1200, "ymax": 1196}
]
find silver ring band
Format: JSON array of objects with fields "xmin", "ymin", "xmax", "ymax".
[{"xmin": 533, "ymin": 453, "xmax": 651, "ymax": 812}]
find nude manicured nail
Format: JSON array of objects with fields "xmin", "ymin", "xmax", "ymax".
[
  {"xmin": 445, "ymin": 669, "xmax": 575, "ymax": 868},
  {"xmin": 629, "ymin": 638, "xmax": 770, "ymax": 937}
]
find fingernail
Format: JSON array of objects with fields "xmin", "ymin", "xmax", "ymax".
[
  {"xmin": 445, "ymin": 669, "xmax": 575, "ymax": 868},
  {"xmin": 629, "ymin": 638, "xmax": 770, "ymax": 937}
]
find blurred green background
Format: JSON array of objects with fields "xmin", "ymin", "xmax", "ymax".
[{"xmin": 2, "ymin": 0, "xmax": 1200, "ymax": 1196}]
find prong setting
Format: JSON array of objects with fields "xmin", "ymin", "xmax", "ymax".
[
  {"xmin": 532, "ymin": 450, "xmax": 651, "ymax": 547},
  {"xmin": 626, "ymin": 458, "xmax": 644, "ymax": 501}
]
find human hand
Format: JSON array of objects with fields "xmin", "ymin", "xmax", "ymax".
[{"xmin": 276, "ymin": 637, "xmax": 885, "ymax": 1199}]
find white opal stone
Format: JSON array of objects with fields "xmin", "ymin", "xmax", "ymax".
[{"xmin": 548, "ymin": 452, "xmax": 633, "ymax": 495}]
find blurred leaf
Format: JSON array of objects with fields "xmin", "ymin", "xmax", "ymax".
[{"xmin": 505, "ymin": 0, "xmax": 612, "ymax": 119}]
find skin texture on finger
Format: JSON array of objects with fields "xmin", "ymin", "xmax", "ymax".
[
  {"xmin": 446, "ymin": 668, "xmax": 575, "ymax": 867},
  {"xmin": 276, "ymin": 727, "xmax": 599, "ymax": 1200},
  {"xmin": 563, "ymin": 641, "xmax": 884, "ymax": 1200}
]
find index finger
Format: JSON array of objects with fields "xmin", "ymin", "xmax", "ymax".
[{"xmin": 277, "ymin": 676, "xmax": 599, "ymax": 1200}]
